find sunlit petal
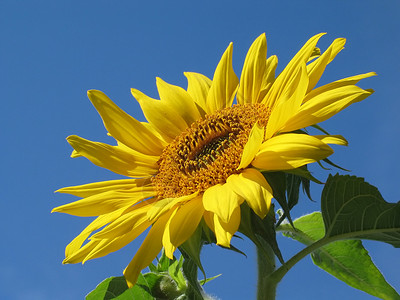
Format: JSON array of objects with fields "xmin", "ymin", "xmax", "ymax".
[
  {"xmin": 87, "ymin": 90, "xmax": 165, "ymax": 155},
  {"xmin": 281, "ymin": 86, "xmax": 374, "ymax": 133},
  {"xmin": 52, "ymin": 187, "xmax": 155, "ymax": 217},
  {"xmin": 56, "ymin": 178, "xmax": 152, "ymax": 198},
  {"xmin": 184, "ymin": 72, "xmax": 212, "ymax": 115},
  {"xmin": 207, "ymin": 43, "xmax": 239, "ymax": 112},
  {"xmin": 227, "ymin": 169, "xmax": 272, "ymax": 218},
  {"xmin": 147, "ymin": 192, "xmax": 199, "ymax": 221},
  {"xmin": 67, "ymin": 135, "xmax": 158, "ymax": 177},
  {"xmin": 124, "ymin": 212, "xmax": 171, "ymax": 288},
  {"xmin": 306, "ymin": 38, "xmax": 346, "ymax": 92},
  {"xmin": 213, "ymin": 206, "xmax": 241, "ymax": 247},
  {"xmin": 203, "ymin": 183, "xmax": 243, "ymax": 223},
  {"xmin": 238, "ymin": 123, "xmax": 264, "ymax": 169},
  {"xmin": 163, "ymin": 196, "xmax": 204, "ymax": 258},
  {"xmin": 131, "ymin": 88, "xmax": 187, "ymax": 141},
  {"xmin": 262, "ymin": 33, "xmax": 325, "ymax": 108},
  {"xmin": 252, "ymin": 133, "xmax": 333, "ymax": 170},
  {"xmin": 314, "ymin": 134, "xmax": 348, "ymax": 146},
  {"xmin": 238, "ymin": 33, "xmax": 267, "ymax": 104},
  {"xmin": 265, "ymin": 63, "xmax": 309, "ymax": 139}
]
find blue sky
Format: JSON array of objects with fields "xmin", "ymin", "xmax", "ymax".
[{"xmin": 1, "ymin": 1, "xmax": 400, "ymax": 299}]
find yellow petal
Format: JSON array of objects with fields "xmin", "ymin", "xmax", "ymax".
[
  {"xmin": 184, "ymin": 72, "xmax": 212, "ymax": 115},
  {"xmin": 124, "ymin": 212, "xmax": 172, "ymax": 288},
  {"xmin": 156, "ymin": 77, "xmax": 201, "ymax": 125},
  {"xmin": 83, "ymin": 221, "xmax": 152, "ymax": 263},
  {"xmin": 87, "ymin": 90, "xmax": 164, "ymax": 156},
  {"xmin": 213, "ymin": 206, "xmax": 241, "ymax": 247},
  {"xmin": 56, "ymin": 178, "xmax": 152, "ymax": 198},
  {"xmin": 306, "ymin": 38, "xmax": 346, "ymax": 92},
  {"xmin": 262, "ymin": 33, "xmax": 325, "ymax": 108},
  {"xmin": 141, "ymin": 121, "xmax": 169, "ymax": 145},
  {"xmin": 314, "ymin": 134, "xmax": 348, "ymax": 146},
  {"xmin": 91, "ymin": 199, "xmax": 155, "ymax": 239},
  {"xmin": 64, "ymin": 240, "xmax": 99, "ymax": 264},
  {"xmin": 238, "ymin": 123, "xmax": 264, "ymax": 169},
  {"xmin": 67, "ymin": 135, "xmax": 158, "ymax": 177},
  {"xmin": 252, "ymin": 133, "xmax": 333, "ymax": 170},
  {"xmin": 227, "ymin": 169, "xmax": 272, "ymax": 218},
  {"xmin": 281, "ymin": 86, "xmax": 374, "ymax": 133},
  {"xmin": 303, "ymin": 72, "xmax": 376, "ymax": 103},
  {"xmin": 238, "ymin": 33, "xmax": 267, "ymax": 104},
  {"xmin": 265, "ymin": 63, "xmax": 309, "ymax": 139},
  {"xmin": 203, "ymin": 183, "xmax": 243, "ymax": 223},
  {"xmin": 163, "ymin": 196, "xmax": 204, "ymax": 259},
  {"xmin": 147, "ymin": 192, "xmax": 199, "ymax": 221},
  {"xmin": 63, "ymin": 208, "xmax": 126, "ymax": 263},
  {"xmin": 203, "ymin": 211, "xmax": 215, "ymax": 233},
  {"xmin": 258, "ymin": 55, "xmax": 278, "ymax": 101},
  {"xmin": 206, "ymin": 43, "xmax": 239, "ymax": 112},
  {"xmin": 52, "ymin": 187, "xmax": 155, "ymax": 217},
  {"xmin": 131, "ymin": 88, "xmax": 187, "ymax": 141}
]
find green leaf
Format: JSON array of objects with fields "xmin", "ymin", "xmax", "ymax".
[
  {"xmin": 86, "ymin": 274, "xmax": 154, "ymax": 300},
  {"xmin": 322, "ymin": 174, "xmax": 400, "ymax": 247},
  {"xmin": 279, "ymin": 212, "xmax": 400, "ymax": 299}
]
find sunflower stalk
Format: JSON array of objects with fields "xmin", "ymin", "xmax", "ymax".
[{"xmin": 256, "ymin": 239, "xmax": 278, "ymax": 300}]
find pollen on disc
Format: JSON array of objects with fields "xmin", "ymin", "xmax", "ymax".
[{"xmin": 153, "ymin": 103, "xmax": 270, "ymax": 198}]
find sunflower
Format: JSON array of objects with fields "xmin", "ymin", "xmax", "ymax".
[{"xmin": 52, "ymin": 33, "xmax": 374, "ymax": 287}]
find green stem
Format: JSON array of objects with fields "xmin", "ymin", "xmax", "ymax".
[
  {"xmin": 270, "ymin": 238, "xmax": 328, "ymax": 283},
  {"xmin": 256, "ymin": 234, "xmax": 330, "ymax": 299},
  {"xmin": 256, "ymin": 243, "xmax": 277, "ymax": 300}
]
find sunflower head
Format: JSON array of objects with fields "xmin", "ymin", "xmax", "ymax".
[{"xmin": 52, "ymin": 33, "xmax": 375, "ymax": 288}]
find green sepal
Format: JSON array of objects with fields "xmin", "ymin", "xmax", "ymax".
[
  {"xmin": 311, "ymin": 123, "xmax": 330, "ymax": 135},
  {"xmin": 178, "ymin": 221, "xmax": 207, "ymax": 280},
  {"xmin": 284, "ymin": 166, "xmax": 323, "ymax": 185},
  {"xmin": 239, "ymin": 202, "xmax": 266, "ymax": 251},
  {"xmin": 321, "ymin": 157, "xmax": 350, "ymax": 172},
  {"xmin": 239, "ymin": 203, "xmax": 284, "ymax": 265},
  {"xmin": 199, "ymin": 274, "xmax": 221, "ymax": 285},
  {"xmin": 262, "ymin": 171, "xmax": 294, "ymax": 227},
  {"xmin": 148, "ymin": 263, "xmax": 157, "ymax": 273},
  {"xmin": 285, "ymin": 172, "xmax": 301, "ymax": 212},
  {"xmin": 156, "ymin": 249, "xmax": 172, "ymax": 272},
  {"xmin": 168, "ymin": 256, "xmax": 186, "ymax": 290},
  {"xmin": 254, "ymin": 205, "xmax": 285, "ymax": 265}
]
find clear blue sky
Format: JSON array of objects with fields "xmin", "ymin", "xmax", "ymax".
[{"xmin": 1, "ymin": 1, "xmax": 399, "ymax": 299}]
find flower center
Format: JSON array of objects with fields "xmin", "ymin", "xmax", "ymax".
[{"xmin": 153, "ymin": 103, "xmax": 270, "ymax": 198}]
